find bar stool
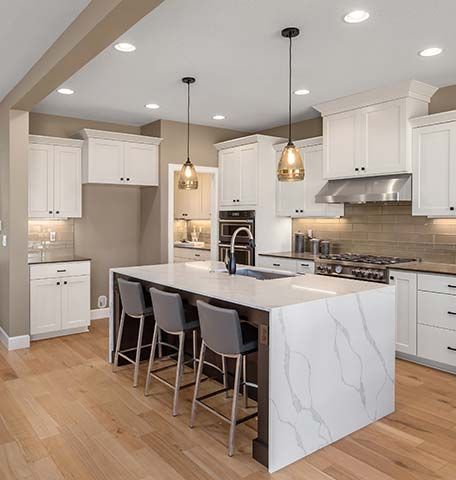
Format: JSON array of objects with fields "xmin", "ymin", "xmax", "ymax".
[
  {"xmin": 145, "ymin": 288, "xmax": 227, "ymax": 416},
  {"xmin": 113, "ymin": 278, "xmax": 153, "ymax": 387},
  {"xmin": 190, "ymin": 300, "xmax": 258, "ymax": 457}
]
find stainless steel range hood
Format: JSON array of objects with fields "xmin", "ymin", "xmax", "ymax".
[{"xmin": 315, "ymin": 174, "xmax": 411, "ymax": 204}]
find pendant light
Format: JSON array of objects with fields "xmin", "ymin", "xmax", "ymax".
[
  {"xmin": 178, "ymin": 77, "xmax": 198, "ymax": 190},
  {"xmin": 277, "ymin": 27, "xmax": 305, "ymax": 182}
]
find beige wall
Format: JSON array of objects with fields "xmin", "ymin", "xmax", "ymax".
[
  {"xmin": 429, "ymin": 84, "xmax": 456, "ymax": 114},
  {"xmin": 139, "ymin": 120, "xmax": 246, "ymax": 263},
  {"xmin": 259, "ymin": 116, "xmax": 322, "ymax": 140},
  {"xmin": 29, "ymin": 112, "xmax": 143, "ymax": 309}
]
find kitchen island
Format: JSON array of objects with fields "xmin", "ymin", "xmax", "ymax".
[{"xmin": 109, "ymin": 261, "xmax": 395, "ymax": 472}]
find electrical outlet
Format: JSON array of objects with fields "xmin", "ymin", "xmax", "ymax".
[
  {"xmin": 97, "ymin": 295, "xmax": 107, "ymax": 308},
  {"xmin": 2, "ymin": 235, "xmax": 6, "ymax": 247},
  {"xmin": 50, "ymin": 231, "xmax": 56, "ymax": 242}
]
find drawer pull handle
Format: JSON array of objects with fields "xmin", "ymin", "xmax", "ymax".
[
  {"xmin": 195, "ymin": 254, "xmax": 200, "ymax": 257},
  {"xmin": 448, "ymin": 311, "xmax": 456, "ymax": 316},
  {"xmin": 447, "ymin": 346, "xmax": 456, "ymax": 352},
  {"xmin": 448, "ymin": 285, "xmax": 456, "ymax": 288},
  {"xmin": 57, "ymin": 269, "xmax": 66, "ymax": 272},
  {"xmin": 273, "ymin": 263, "xmax": 280, "ymax": 267},
  {"xmin": 300, "ymin": 263, "xmax": 309, "ymax": 267}
]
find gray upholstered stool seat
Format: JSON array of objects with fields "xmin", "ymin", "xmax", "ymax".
[
  {"xmin": 145, "ymin": 288, "xmax": 225, "ymax": 416},
  {"xmin": 113, "ymin": 278, "xmax": 154, "ymax": 387},
  {"xmin": 190, "ymin": 300, "xmax": 259, "ymax": 457}
]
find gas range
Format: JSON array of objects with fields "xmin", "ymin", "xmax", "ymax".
[{"xmin": 316, "ymin": 253, "xmax": 415, "ymax": 283}]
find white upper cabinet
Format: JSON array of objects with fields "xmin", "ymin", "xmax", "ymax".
[
  {"xmin": 218, "ymin": 142, "xmax": 258, "ymax": 207},
  {"xmin": 315, "ymin": 80, "xmax": 437, "ymax": 180},
  {"xmin": 411, "ymin": 111, "xmax": 456, "ymax": 217},
  {"xmin": 78, "ymin": 129, "xmax": 162, "ymax": 186},
  {"xmin": 275, "ymin": 138, "xmax": 344, "ymax": 218},
  {"xmin": 29, "ymin": 136, "xmax": 82, "ymax": 219}
]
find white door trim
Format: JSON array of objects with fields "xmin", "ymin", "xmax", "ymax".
[
  {"xmin": 167, "ymin": 164, "xmax": 219, "ymax": 263},
  {"xmin": 0, "ymin": 326, "xmax": 30, "ymax": 351}
]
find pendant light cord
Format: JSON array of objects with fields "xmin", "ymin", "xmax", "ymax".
[
  {"xmin": 187, "ymin": 81, "xmax": 190, "ymax": 161},
  {"xmin": 288, "ymin": 35, "xmax": 292, "ymax": 143}
]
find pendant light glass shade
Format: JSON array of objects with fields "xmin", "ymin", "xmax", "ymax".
[
  {"xmin": 278, "ymin": 27, "xmax": 305, "ymax": 182},
  {"xmin": 178, "ymin": 77, "xmax": 198, "ymax": 190},
  {"xmin": 277, "ymin": 141, "xmax": 304, "ymax": 181},
  {"xmin": 178, "ymin": 158, "xmax": 198, "ymax": 190}
]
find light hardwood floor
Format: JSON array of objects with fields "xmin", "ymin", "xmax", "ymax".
[{"xmin": 1, "ymin": 319, "xmax": 456, "ymax": 479}]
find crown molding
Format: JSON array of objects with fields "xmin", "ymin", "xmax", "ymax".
[
  {"xmin": 77, "ymin": 128, "xmax": 162, "ymax": 145},
  {"xmin": 214, "ymin": 134, "xmax": 285, "ymax": 151},
  {"xmin": 273, "ymin": 136, "xmax": 323, "ymax": 151},
  {"xmin": 29, "ymin": 135, "xmax": 83, "ymax": 148},
  {"xmin": 410, "ymin": 109, "xmax": 456, "ymax": 128}
]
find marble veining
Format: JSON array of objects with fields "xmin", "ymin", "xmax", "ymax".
[{"xmin": 268, "ymin": 287, "xmax": 395, "ymax": 472}]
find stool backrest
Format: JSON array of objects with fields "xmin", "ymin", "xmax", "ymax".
[
  {"xmin": 150, "ymin": 287, "xmax": 186, "ymax": 333},
  {"xmin": 118, "ymin": 278, "xmax": 146, "ymax": 317},
  {"xmin": 196, "ymin": 300, "xmax": 242, "ymax": 356}
]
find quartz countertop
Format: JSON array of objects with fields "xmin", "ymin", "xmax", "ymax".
[
  {"xmin": 259, "ymin": 251, "xmax": 318, "ymax": 261},
  {"xmin": 110, "ymin": 261, "xmax": 389, "ymax": 312},
  {"xmin": 28, "ymin": 255, "xmax": 91, "ymax": 265},
  {"xmin": 173, "ymin": 242, "xmax": 210, "ymax": 251},
  {"xmin": 391, "ymin": 260, "xmax": 456, "ymax": 275}
]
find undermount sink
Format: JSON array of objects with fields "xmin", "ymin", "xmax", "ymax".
[{"xmin": 234, "ymin": 268, "xmax": 296, "ymax": 280}]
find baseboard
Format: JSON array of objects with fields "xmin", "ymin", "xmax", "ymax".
[
  {"xmin": 31, "ymin": 326, "xmax": 88, "ymax": 341},
  {"xmin": 0, "ymin": 326, "xmax": 30, "ymax": 351},
  {"xmin": 91, "ymin": 307, "xmax": 109, "ymax": 320}
]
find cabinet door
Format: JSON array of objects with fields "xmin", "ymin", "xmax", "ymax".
[
  {"xmin": 412, "ymin": 123, "xmax": 456, "ymax": 216},
  {"xmin": 276, "ymin": 178, "xmax": 305, "ymax": 216},
  {"xmin": 239, "ymin": 143, "xmax": 258, "ymax": 206},
  {"xmin": 87, "ymin": 139, "xmax": 124, "ymax": 184},
  {"xmin": 124, "ymin": 142, "xmax": 158, "ymax": 186},
  {"xmin": 361, "ymin": 100, "xmax": 406, "ymax": 175},
  {"xmin": 219, "ymin": 147, "xmax": 241, "ymax": 206},
  {"xmin": 174, "ymin": 171, "xmax": 201, "ymax": 219},
  {"xmin": 390, "ymin": 270, "xmax": 417, "ymax": 355},
  {"xmin": 29, "ymin": 143, "xmax": 54, "ymax": 218},
  {"xmin": 30, "ymin": 279, "xmax": 61, "ymax": 335},
  {"xmin": 54, "ymin": 146, "xmax": 82, "ymax": 218},
  {"xmin": 323, "ymin": 110, "xmax": 360, "ymax": 179},
  {"xmin": 61, "ymin": 276, "xmax": 90, "ymax": 330},
  {"xmin": 200, "ymin": 173, "xmax": 212, "ymax": 219}
]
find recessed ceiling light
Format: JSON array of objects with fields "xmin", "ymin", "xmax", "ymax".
[
  {"xmin": 419, "ymin": 47, "xmax": 443, "ymax": 57},
  {"xmin": 145, "ymin": 103, "xmax": 160, "ymax": 109},
  {"xmin": 114, "ymin": 42, "xmax": 136, "ymax": 52},
  {"xmin": 213, "ymin": 114, "xmax": 225, "ymax": 120},
  {"xmin": 344, "ymin": 10, "xmax": 370, "ymax": 23},
  {"xmin": 294, "ymin": 89, "xmax": 310, "ymax": 96},
  {"xmin": 57, "ymin": 88, "xmax": 74, "ymax": 95}
]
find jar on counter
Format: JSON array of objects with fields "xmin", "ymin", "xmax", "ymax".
[
  {"xmin": 320, "ymin": 240, "xmax": 331, "ymax": 255},
  {"xmin": 309, "ymin": 238, "xmax": 320, "ymax": 255}
]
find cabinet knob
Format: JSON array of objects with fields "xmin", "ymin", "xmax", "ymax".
[
  {"xmin": 355, "ymin": 168, "xmax": 359, "ymax": 172},
  {"xmin": 450, "ymin": 207, "xmax": 455, "ymax": 211},
  {"xmin": 389, "ymin": 276, "xmax": 394, "ymax": 280},
  {"xmin": 64, "ymin": 281, "xmax": 67, "ymax": 285},
  {"xmin": 126, "ymin": 178, "xmax": 130, "ymax": 181},
  {"xmin": 56, "ymin": 282, "xmax": 60, "ymax": 286},
  {"xmin": 120, "ymin": 177, "xmax": 124, "ymax": 181},
  {"xmin": 361, "ymin": 167, "xmax": 365, "ymax": 171},
  {"xmin": 56, "ymin": 211, "xmax": 60, "ymax": 214},
  {"xmin": 300, "ymin": 210, "xmax": 303, "ymax": 213},
  {"xmin": 49, "ymin": 211, "xmax": 53, "ymax": 214}
]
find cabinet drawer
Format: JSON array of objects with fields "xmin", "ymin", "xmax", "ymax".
[
  {"xmin": 30, "ymin": 261, "xmax": 90, "ymax": 280},
  {"xmin": 418, "ymin": 324, "xmax": 456, "ymax": 367},
  {"xmin": 296, "ymin": 260, "xmax": 315, "ymax": 274},
  {"xmin": 418, "ymin": 273, "xmax": 456, "ymax": 295},
  {"xmin": 418, "ymin": 291, "xmax": 456, "ymax": 331},
  {"xmin": 173, "ymin": 248, "xmax": 210, "ymax": 262},
  {"xmin": 258, "ymin": 256, "xmax": 297, "ymax": 273}
]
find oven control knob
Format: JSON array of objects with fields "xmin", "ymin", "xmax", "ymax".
[
  {"xmin": 334, "ymin": 265, "xmax": 343, "ymax": 274},
  {"xmin": 366, "ymin": 270, "xmax": 373, "ymax": 279},
  {"xmin": 352, "ymin": 268, "xmax": 359, "ymax": 277},
  {"xmin": 361, "ymin": 269, "xmax": 368, "ymax": 278},
  {"xmin": 377, "ymin": 271, "xmax": 384, "ymax": 280},
  {"xmin": 326, "ymin": 265, "xmax": 332, "ymax": 273}
]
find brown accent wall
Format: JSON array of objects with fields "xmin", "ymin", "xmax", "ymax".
[
  {"xmin": 139, "ymin": 120, "xmax": 246, "ymax": 263},
  {"xmin": 293, "ymin": 203, "xmax": 456, "ymax": 263},
  {"xmin": 29, "ymin": 112, "xmax": 143, "ymax": 309}
]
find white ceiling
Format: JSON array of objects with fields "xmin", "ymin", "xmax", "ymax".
[
  {"xmin": 34, "ymin": 0, "xmax": 456, "ymax": 131},
  {"xmin": 0, "ymin": 0, "xmax": 90, "ymax": 103}
]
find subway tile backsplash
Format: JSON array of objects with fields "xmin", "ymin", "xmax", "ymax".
[
  {"xmin": 28, "ymin": 219, "xmax": 74, "ymax": 261},
  {"xmin": 293, "ymin": 203, "xmax": 456, "ymax": 263}
]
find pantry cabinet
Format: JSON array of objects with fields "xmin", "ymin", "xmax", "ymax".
[
  {"xmin": 29, "ymin": 136, "xmax": 82, "ymax": 218},
  {"xmin": 411, "ymin": 112, "xmax": 456, "ymax": 217},
  {"xmin": 275, "ymin": 138, "xmax": 344, "ymax": 217},
  {"xmin": 30, "ymin": 261, "xmax": 91, "ymax": 339},
  {"xmin": 79, "ymin": 129, "xmax": 161, "ymax": 186},
  {"xmin": 314, "ymin": 80, "xmax": 436, "ymax": 180},
  {"xmin": 218, "ymin": 143, "xmax": 258, "ymax": 207}
]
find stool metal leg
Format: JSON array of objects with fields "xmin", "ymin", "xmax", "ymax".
[
  {"xmin": 190, "ymin": 341, "xmax": 206, "ymax": 428},
  {"xmin": 144, "ymin": 323, "xmax": 159, "ymax": 396},
  {"xmin": 113, "ymin": 309, "xmax": 126, "ymax": 371},
  {"xmin": 133, "ymin": 314, "xmax": 145, "ymax": 387},
  {"xmin": 242, "ymin": 355, "xmax": 248, "ymax": 408},
  {"xmin": 172, "ymin": 332, "xmax": 185, "ymax": 416},
  {"xmin": 158, "ymin": 329, "xmax": 163, "ymax": 358},
  {"xmin": 192, "ymin": 330, "xmax": 198, "ymax": 380},
  {"xmin": 228, "ymin": 355, "xmax": 242, "ymax": 457},
  {"xmin": 222, "ymin": 355, "xmax": 228, "ymax": 398}
]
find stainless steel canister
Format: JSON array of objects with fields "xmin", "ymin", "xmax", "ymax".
[
  {"xmin": 320, "ymin": 240, "xmax": 330, "ymax": 255},
  {"xmin": 294, "ymin": 232, "xmax": 307, "ymax": 253},
  {"xmin": 310, "ymin": 238, "xmax": 320, "ymax": 255}
]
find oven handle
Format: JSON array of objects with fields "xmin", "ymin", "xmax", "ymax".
[
  {"xmin": 218, "ymin": 243, "xmax": 252, "ymax": 251},
  {"xmin": 218, "ymin": 219, "xmax": 254, "ymax": 224}
]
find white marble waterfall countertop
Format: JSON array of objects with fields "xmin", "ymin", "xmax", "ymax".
[{"xmin": 110, "ymin": 261, "xmax": 389, "ymax": 311}]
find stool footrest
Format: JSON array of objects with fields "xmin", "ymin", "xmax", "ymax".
[{"xmin": 195, "ymin": 397, "xmax": 258, "ymax": 426}]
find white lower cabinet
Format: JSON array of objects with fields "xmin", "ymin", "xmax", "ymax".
[
  {"xmin": 391, "ymin": 268, "xmax": 456, "ymax": 370},
  {"xmin": 173, "ymin": 247, "xmax": 211, "ymax": 263},
  {"xmin": 389, "ymin": 270, "xmax": 417, "ymax": 355},
  {"xmin": 30, "ymin": 261, "xmax": 90, "ymax": 339},
  {"xmin": 257, "ymin": 255, "xmax": 315, "ymax": 274}
]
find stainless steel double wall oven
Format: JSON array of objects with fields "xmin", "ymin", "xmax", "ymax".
[{"xmin": 218, "ymin": 210, "xmax": 255, "ymax": 266}]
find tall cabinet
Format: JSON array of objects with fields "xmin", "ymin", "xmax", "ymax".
[
  {"xmin": 411, "ymin": 110, "xmax": 456, "ymax": 217},
  {"xmin": 29, "ymin": 136, "xmax": 83, "ymax": 218},
  {"xmin": 274, "ymin": 137, "xmax": 344, "ymax": 218},
  {"xmin": 314, "ymin": 80, "xmax": 437, "ymax": 180}
]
